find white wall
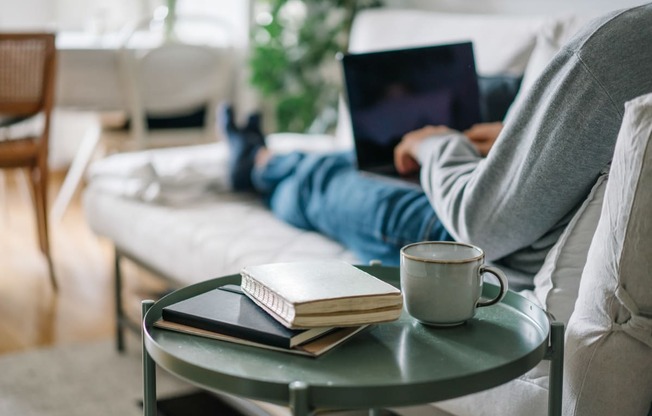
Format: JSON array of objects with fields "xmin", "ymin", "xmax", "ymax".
[
  {"xmin": 53, "ymin": 0, "xmax": 142, "ymax": 33},
  {"xmin": 0, "ymin": 0, "xmax": 55, "ymax": 30},
  {"xmin": 1, "ymin": 0, "xmax": 249, "ymax": 43}
]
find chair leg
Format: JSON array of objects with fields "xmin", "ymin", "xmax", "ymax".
[
  {"xmin": 51, "ymin": 123, "xmax": 101, "ymax": 221},
  {"xmin": 0, "ymin": 171, "xmax": 6, "ymax": 224},
  {"xmin": 30, "ymin": 165, "xmax": 58, "ymax": 291},
  {"xmin": 30, "ymin": 167, "xmax": 46, "ymax": 252}
]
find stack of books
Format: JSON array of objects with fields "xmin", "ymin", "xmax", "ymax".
[{"xmin": 155, "ymin": 261, "xmax": 403, "ymax": 357}]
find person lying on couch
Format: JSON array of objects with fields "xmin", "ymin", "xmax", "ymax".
[{"xmin": 225, "ymin": 4, "xmax": 652, "ymax": 290}]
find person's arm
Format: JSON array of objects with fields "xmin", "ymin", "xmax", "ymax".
[
  {"xmin": 463, "ymin": 122, "xmax": 503, "ymax": 157},
  {"xmin": 398, "ymin": 50, "xmax": 622, "ymax": 263},
  {"xmin": 394, "ymin": 125, "xmax": 458, "ymax": 176},
  {"xmin": 394, "ymin": 122, "xmax": 503, "ymax": 176}
]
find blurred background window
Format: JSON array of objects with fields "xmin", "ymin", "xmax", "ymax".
[{"xmin": 0, "ymin": 0, "xmax": 249, "ymax": 48}]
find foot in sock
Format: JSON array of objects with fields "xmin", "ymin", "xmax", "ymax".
[{"xmin": 222, "ymin": 106, "xmax": 266, "ymax": 191}]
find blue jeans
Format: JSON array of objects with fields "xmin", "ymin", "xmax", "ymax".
[{"xmin": 252, "ymin": 151, "xmax": 453, "ymax": 266}]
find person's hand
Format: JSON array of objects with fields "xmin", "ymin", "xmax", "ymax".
[
  {"xmin": 463, "ymin": 122, "xmax": 503, "ymax": 157},
  {"xmin": 394, "ymin": 125, "xmax": 454, "ymax": 175}
]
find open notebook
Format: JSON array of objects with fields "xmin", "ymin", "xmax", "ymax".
[{"xmin": 339, "ymin": 42, "xmax": 482, "ymax": 182}]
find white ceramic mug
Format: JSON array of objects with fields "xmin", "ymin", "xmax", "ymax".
[{"xmin": 400, "ymin": 241, "xmax": 508, "ymax": 326}]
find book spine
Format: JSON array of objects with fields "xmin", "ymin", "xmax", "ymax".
[
  {"xmin": 241, "ymin": 273, "xmax": 295, "ymax": 324},
  {"xmin": 161, "ymin": 309, "xmax": 290, "ymax": 349}
]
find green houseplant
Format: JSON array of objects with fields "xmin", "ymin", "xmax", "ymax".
[{"xmin": 249, "ymin": 0, "xmax": 382, "ymax": 134}]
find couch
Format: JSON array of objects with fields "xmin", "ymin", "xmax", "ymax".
[{"xmin": 82, "ymin": 4, "xmax": 652, "ymax": 416}]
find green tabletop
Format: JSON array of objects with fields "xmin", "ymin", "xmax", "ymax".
[{"xmin": 143, "ymin": 265, "xmax": 551, "ymax": 413}]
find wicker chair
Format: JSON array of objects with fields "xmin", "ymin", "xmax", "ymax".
[{"xmin": 0, "ymin": 33, "xmax": 58, "ymax": 290}]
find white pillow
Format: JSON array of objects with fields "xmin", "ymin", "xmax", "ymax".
[
  {"xmin": 564, "ymin": 93, "xmax": 652, "ymax": 416},
  {"xmin": 524, "ymin": 172, "xmax": 608, "ymax": 326},
  {"xmin": 0, "ymin": 114, "xmax": 44, "ymax": 141},
  {"xmin": 86, "ymin": 142, "xmax": 231, "ymax": 204}
]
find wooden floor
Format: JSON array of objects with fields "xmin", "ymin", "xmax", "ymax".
[{"xmin": 0, "ymin": 169, "xmax": 161, "ymax": 355}]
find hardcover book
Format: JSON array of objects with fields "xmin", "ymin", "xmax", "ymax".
[
  {"xmin": 161, "ymin": 285, "xmax": 334, "ymax": 348},
  {"xmin": 240, "ymin": 261, "xmax": 403, "ymax": 329},
  {"xmin": 154, "ymin": 319, "xmax": 368, "ymax": 358}
]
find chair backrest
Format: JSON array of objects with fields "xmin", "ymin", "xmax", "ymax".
[
  {"xmin": 118, "ymin": 15, "xmax": 235, "ymax": 148},
  {"xmin": 0, "ymin": 33, "xmax": 56, "ymax": 164},
  {"xmin": 0, "ymin": 33, "xmax": 56, "ymax": 118}
]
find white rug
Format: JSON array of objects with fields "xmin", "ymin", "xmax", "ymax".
[{"xmin": 0, "ymin": 339, "xmax": 195, "ymax": 416}]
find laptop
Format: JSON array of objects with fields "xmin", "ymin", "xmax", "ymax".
[{"xmin": 339, "ymin": 42, "xmax": 482, "ymax": 183}]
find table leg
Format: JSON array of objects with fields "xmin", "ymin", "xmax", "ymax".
[
  {"xmin": 546, "ymin": 322, "xmax": 565, "ymax": 416},
  {"xmin": 289, "ymin": 381, "xmax": 312, "ymax": 416},
  {"xmin": 142, "ymin": 300, "xmax": 157, "ymax": 416},
  {"xmin": 115, "ymin": 249, "xmax": 125, "ymax": 352}
]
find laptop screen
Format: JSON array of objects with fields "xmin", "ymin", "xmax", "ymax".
[{"xmin": 340, "ymin": 42, "xmax": 481, "ymax": 176}]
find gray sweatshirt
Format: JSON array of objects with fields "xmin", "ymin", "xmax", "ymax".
[{"xmin": 417, "ymin": 5, "xmax": 652, "ymax": 287}]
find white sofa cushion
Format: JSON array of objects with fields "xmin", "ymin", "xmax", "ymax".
[
  {"xmin": 522, "ymin": 172, "xmax": 608, "ymax": 326},
  {"xmin": 564, "ymin": 93, "xmax": 652, "ymax": 416},
  {"xmin": 83, "ymin": 150, "xmax": 359, "ymax": 287}
]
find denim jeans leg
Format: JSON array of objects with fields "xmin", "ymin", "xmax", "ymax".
[
  {"xmin": 252, "ymin": 151, "xmax": 306, "ymax": 194},
  {"xmin": 255, "ymin": 151, "xmax": 452, "ymax": 265}
]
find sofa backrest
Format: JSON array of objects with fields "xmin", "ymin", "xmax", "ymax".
[
  {"xmin": 347, "ymin": 9, "xmax": 549, "ymax": 76},
  {"xmin": 388, "ymin": 0, "xmax": 651, "ymax": 16}
]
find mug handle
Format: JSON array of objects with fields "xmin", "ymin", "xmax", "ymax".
[{"xmin": 476, "ymin": 265, "xmax": 509, "ymax": 307}]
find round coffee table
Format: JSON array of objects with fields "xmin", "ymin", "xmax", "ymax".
[{"xmin": 141, "ymin": 265, "xmax": 563, "ymax": 416}]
